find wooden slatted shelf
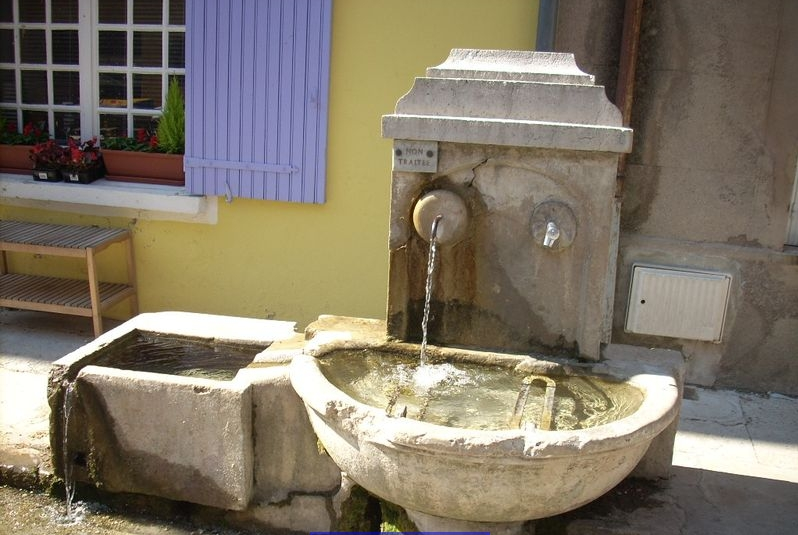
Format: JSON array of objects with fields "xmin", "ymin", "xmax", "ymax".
[{"xmin": 0, "ymin": 220, "xmax": 138, "ymax": 336}]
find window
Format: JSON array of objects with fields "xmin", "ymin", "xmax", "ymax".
[{"xmin": 0, "ymin": 0, "xmax": 185, "ymax": 144}]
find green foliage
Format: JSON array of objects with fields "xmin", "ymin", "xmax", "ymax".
[
  {"xmin": 379, "ymin": 500, "xmax": 417, "ymax": 532},
  {"xmin": 1, "ymin": 120, "xmax": 50, "ymax": 145},
  {"xmin": 102, "ymin": 129, "xmax": 158, "ymax": 152},
  {"xmin": 156, "ymin": 78, "xmax": 185, "ymax": 154}
]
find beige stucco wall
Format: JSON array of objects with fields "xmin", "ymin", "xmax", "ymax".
[{"xmin": 557, "ymin": 0, "xmax": 798, "ymax": 395}]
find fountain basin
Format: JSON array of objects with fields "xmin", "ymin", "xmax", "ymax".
[{"xmin": 290, "ymin": 317, "xmax": 682, "ymax": 523}]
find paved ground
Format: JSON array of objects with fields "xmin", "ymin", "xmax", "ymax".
[{"xmin": 1, "ymin": 308, "xmax": 797, "ymax": 534}]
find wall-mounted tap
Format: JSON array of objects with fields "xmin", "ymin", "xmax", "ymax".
[
  {"xmin": 543, "ymin": 221, "xmax": 560, "ymax": 248},
  {"xmin": 531, "ymin": 200, "xmax": 576, "ymax": 250}
]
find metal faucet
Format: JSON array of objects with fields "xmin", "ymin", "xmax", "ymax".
[{"xmin": 543, "ymin": 221, "xmax": 560, "ymax": 248}]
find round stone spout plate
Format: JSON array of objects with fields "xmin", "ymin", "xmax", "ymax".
[{"xmin": 412, "ymin": 189, "xmax": 469, "ymax": 245}]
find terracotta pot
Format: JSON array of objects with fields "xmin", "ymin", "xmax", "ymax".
[
  {"xmin": 0, "ymin": 144, "xmax": 33, "ymax": 174},
  {"xmin": 102, "ymin": 149, "xmax": 185, "ymax": 186}
]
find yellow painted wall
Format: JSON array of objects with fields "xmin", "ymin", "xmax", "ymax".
[{"xmin": 1, "ymin": 0, "xmax": 538, "ymax": 329}]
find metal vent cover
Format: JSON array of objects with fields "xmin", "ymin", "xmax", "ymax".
[{"xmin": 625, "ymin": 265, "xmax": 731, "ymax": 342}]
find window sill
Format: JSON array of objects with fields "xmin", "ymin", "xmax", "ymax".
[{"xmin": 0, "ymin": 173, "xmax": 217, "ymax": 224}]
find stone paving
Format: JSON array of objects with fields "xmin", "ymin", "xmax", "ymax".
[{"xmin": 2, "ymin": 309, "xmax": 798, "ymax": 534}]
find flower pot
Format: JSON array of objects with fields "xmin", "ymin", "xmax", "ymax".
[
  {"xmin": 32, "ymin": 168, "xmax": 62, "ymax": 182},
  {"xmin": 102, "ymin": 150, "xmax": 184, "ymax": 186},
  {"xmin": 0, "ymin": 144, "xmax": 33, "ymax": 174},
  {"xmin": 63, "ymin": 167, "xmax": 104, "ymax": 184}
]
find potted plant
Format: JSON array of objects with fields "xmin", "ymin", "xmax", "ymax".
[
  {"xmin": 61, "ymin": 137, "xmax": 105, "ymax": 184},
  {"xmin": 29, "ymin": 139, "xmax": 66, "ymax": 181},
  {"xmin": 1, "ymin": 118, "xmax": 50, "ymax": 174},
  {"xmin": 156, "ymin": 77, "xmax": 185, "ymax": 155},
  {"xmin": 102, "ymin": 78, "xmax": 185, "ymax": 186}
]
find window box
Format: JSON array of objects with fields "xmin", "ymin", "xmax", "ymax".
[
  {"xmin": 102, "ymin": 150, "xmax": 185, "ymax": 187},
  {"xmin": 0, "ymin": 145, "xmax": 33, "ymax": 174}
]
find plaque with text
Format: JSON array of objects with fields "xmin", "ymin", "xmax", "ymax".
[{"xmin": 393, "ymin": 140, "xmax": 438, "ymax": 173}]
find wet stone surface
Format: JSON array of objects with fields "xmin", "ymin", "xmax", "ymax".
[{"xmin": 0, "ymin": 485, "xmax": 258, "ymax": 535}]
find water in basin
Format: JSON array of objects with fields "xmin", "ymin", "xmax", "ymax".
[
  {"xmin": 89, "ymin": 330, "xmax": 268, "ymax": 381},
  {"xmin": 319, "ymin": 349, "xmax": 643, "ymax": 431}
]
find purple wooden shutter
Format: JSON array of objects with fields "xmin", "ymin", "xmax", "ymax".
[{"xmin": 185, "ymin": 0, "xmax": 332, "ymax": 203}]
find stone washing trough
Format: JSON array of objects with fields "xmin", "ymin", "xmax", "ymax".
[{"xmin": 47, "ymin": 311, "xmax": 340, "ymax": 515}]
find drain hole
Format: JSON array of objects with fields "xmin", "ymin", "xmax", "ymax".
[{"xmin": 72, "ymin": 452, "xmax": 87, "ymax": 467}]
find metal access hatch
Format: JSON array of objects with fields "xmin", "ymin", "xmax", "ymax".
[{"xmin": 625, "ymin": 265, "xmax": 732, "ymax": 343}]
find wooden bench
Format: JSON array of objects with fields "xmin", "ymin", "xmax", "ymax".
[{"xmin": 0, "ymin": 220, "xmax": 138, "ymax": 336}]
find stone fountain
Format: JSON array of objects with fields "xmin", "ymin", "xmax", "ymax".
[
  {"xmin": 290, "ymin": 49, "xmax": 684, "ymax": 532},
  {"xmin": 45, "ymin": 49, "xmax": 684, "ymax": 533}
]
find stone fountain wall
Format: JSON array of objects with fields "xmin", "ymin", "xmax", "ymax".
[{"xmin": 383, "ymin": 50, "xmax": 633, "ymax": 361}]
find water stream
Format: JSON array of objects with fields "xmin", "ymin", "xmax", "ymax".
[
  {"xmin": 419, "ymin": 214, "xmax": 443, "ymax": 366},
  {"xmin": 61, "ymin": 380, "xmax": 78, "ymax": 522}
]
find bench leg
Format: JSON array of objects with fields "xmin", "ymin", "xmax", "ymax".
[
  {"xmin": 125, "ymin": 234, "xmax": 139, "ymax": 315},
  {"xmin": 86, "ymin": 248, "xmax": 103, "ymax": 337}
]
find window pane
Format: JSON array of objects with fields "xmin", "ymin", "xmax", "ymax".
[
  {"xmin": 21, "ymin": 109, "xmax": 47, "ymax": 132},
  {"xmin": 0, "ymin": 68, "xmax": 15, "ymax": 102},
  {"xmin": 99, "ymin": 72, "xmax": 126, "ymax": 104},
  {"xmin": 169, "ymin": 0, "xmax": 184, "ymax": 25},
  {"xmin": 133, "ymin": 31, "xmax": 161, "ymax": 67},
  {"xmin": 0, "ymin": 108, "xmax": 15, "ymax": 128},
  {"xmin": 51, "ymin": 0, "xmax": 78, "ymax": 23},
  {"xmin": 19, "ymin": 0, "xmax": 45, "ymax": 23},
  {"xmin": 98, "ymin": 31, "xmax": 126, "ymax": 66},
  {"xmin": 99, "ymin": 0, "xmax": 126, "ymax": 24},
  {"xmin": 54, "ymin": 110, "xmax": 80, "ymax": 142},
  {"xmin": 20, "ymin": 29, "xmax": 46, "ymax": 64},
  {"xmin": 53, "ymin": 70, "xmax": 79, "ymax": 104},
  {"xmin": 52, "ymin": 30, "xmax": 79, "ymax": 65},
  {"xmin": 100, "ymin": 113, "xmax": 126, "ymax": 138},
  {"xmin": 133, "ymin": 114, "xmax": 157, "ymax": 134},
  {"xmin": 0, "ymin": 29, "xmax": 14, "ymax": 62},
  {"xmin": 168, "ymin": 32, "xmax": 184, "ymax": 68},
  {"xmin": 0, "ymin": 0, "xmax": 12, "ymax": 23},
  {"xmin": 172, "ymin": 74, "xmax": 184, "ymax": 93},
  {"xmin": 20, "ymin": 70, "xmax": 47, "ymax": 104},
  {"xmin": 133, "ymin": 0, "xmax": 162, "ymax": 24},
  {"xmin": 132, "ymin": 73, "xmax": 160, "ymax": 108}
]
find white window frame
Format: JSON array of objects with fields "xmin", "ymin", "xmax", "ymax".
[
  {"xmin": 0, "ymin": 1, "xmax": 83, "ymax": 138},
  {"xmin": 0, "ymin": 0, "xmax": 184, "ymax": 141},
  {"xmin": 92, "ymin": 0, "xmax": 185, "ymax": 139}
]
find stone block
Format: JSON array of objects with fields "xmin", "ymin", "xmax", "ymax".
[
  {"xmin": 239, "ymin": 366, "xmax": 341, "ymax": 503},
  {"xmin": 227, "ymin": 494, "xmax": 334, "ymax": 533},
  {"xmin": 602, "ymin": 343, "xmax": 685, "ymax": 479},
  {"xmin": 74, "ymin": 366, "xmax": 254, "ymax": 510}
]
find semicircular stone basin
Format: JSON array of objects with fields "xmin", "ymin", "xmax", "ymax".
[{"xmin": 290, "ymin": 342, "xmax": 680, "ymax": 524}]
